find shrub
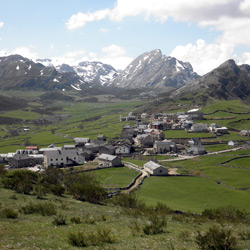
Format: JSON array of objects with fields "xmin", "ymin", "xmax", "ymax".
[
  {"xmin": 143, "ymin": 213, "xmax": 167, "ymax": 235},
  {"xmin": 70, "ymin": 216, "xmax": 82, "ymax": 224},
  {"xmin": 0, "ymin": 165, "xmax": 7, "ymax": 177},
  {"xmin": 2, "ymin": 208, "xmax": 18, "ymax": 219},
  {"xmin": 155, "ymin": 202, "xmax": 173, "ymax": 215},
  {"xmin": 111, "ymin": 193, "xmax": 144, "ymax": 209},
  {"xmin": 2, "ymin": 170, "xmax": 38, "ymax": 194},
  {"xmin": 68, "ymin": 227, "xmax": 115, "ymax": 247},
  {"xmin": 20, "ymin": 202, "xmax": 57, "ymax": 216},
  {"xmin": 202, "ymin": 206, "xmax": 247, "ymax": 223},
  {"xmin": 68, "ymin": 231, "xmax": 88, "ymax": 247},
  {"xmin": 195, "ymin": 226, "xmax": 237, "ymax": 250},
  {"xmin": 67, "ymin": 174, "xmax": 107, "ymax": 204},
  {"xmin": 50, "ymin": 184, "xmax": 65, "ymax": 196},
  {"xmin": 52, "ymin": 214, "xmax": 67, "ymax": 226}
]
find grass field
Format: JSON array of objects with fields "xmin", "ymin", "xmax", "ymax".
[
  {"xmin": 93, "ymin": 167, "xmax": 139, "ymax": 188},
  {"xmin": 137, "ymin": 176, "xmax": 250, "ymax": 213}
]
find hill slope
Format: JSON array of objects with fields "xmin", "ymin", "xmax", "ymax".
[{"xmin": 171, "ymin": 59, "xmax": 250, "ymax": 101}]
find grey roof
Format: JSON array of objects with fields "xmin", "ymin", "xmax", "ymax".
[
  {"xmin": 98, "ymin": 153, "xmax": 117, "ymax": 161},
  {"xmin": 74, "ymin": 138, "xmax": 90, "ymax": 143},
  {"xmin": 64, "ymin": 145, "xmax": 76, "ymax": 149},
  {"xmin": 144, "ymin": 161, "xmax": 162, "ymax": 171},
  {"xmin": 155, "ymin": 141, "xmax": 175, "ymax": 146}
]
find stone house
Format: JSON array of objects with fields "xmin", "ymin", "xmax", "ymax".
[
  {"xmin": 144, "ymin": 161, "xmax": 169, "ymax": 176},
  {"xmin": 115, "ymin": 144, "xmax": 131, "ymax": 155},
  {"xmin": 153, "ymin": 140, "xmax": 177, "ymax": 154},
  {"xmin": 187, "ymin": 138, "xmax": 206, "ymax": 155},
  {"xmin": 191, "ymin": 123, "xmax": 208, "ymax": 132},
  {"xmin": 8, "ymin": 153, "xmax": 44, "ymax": 168},
  {"xmin": 43, "ymin": 147, "xmax": 85, "ymax": 168},
  {"xmin": 97, "ymin": 153, "xmax": 122, "ymax": 167},
  {"xmin": 74, "ymin": 138, "xmax": 90, "ymax": 147},
  {"xmin": 134, "ymin": 134, "xmax": 155, "ymax": 147},
  {"xmin": 99, "ymin": 145, "xmax": 116, "ymax": 155}
]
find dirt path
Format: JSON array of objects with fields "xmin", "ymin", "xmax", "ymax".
[{"xmin": 122, "ymin": 162, "xmax": 149, "ymax": 194}]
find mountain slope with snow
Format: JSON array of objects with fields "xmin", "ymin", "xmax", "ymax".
[
  {"xmin": 111, "ymin": 49, "xmax": 199, "ymax": 90},
  {"xmin": 0, "ymin": 55, "xmax": 87, "ymax": 90},
  {"xmin": 57, "ymin": 61, "xmax": 118, "ymax": 87}
]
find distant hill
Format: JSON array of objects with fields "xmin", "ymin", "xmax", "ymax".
[
  {"xmin": 111, "ymin": 49, "xmax": 199, "ymax": 90},
  {"xmin": 57, "ymin": 61, "xmax": 118, "ymax": 87},
  {"xmin": 171, "ymin": 59, "xmax": 250, "ymax": 101},
  {"xmin": 0, "ymin": 55, "xmax": 87, "ymax": 91}
]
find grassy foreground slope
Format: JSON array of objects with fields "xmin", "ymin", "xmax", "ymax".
[{"xmin": 1, "ymin": 187, "xmax": 250, "ymax": 250}]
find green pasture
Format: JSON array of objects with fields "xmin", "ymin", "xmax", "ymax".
[
  {"xmin": 164, "ymin": 130, "xmax": 215, "ymax": 139},
  {"xmin": 201, "ymin": 165, "xmax": 250, "ymax": 189},
  {"xmin": 201, "ymin": 100, "xmax": 250, "ymax": 114},
  {"xmin": 93, "ymin": 167, "xmax": 139, "ymax": 188},
  {"xmin": 204, "ymin": 144, "xmax": 232, "ymax": 152},
  {"xmin": 223, "ymin": 156, "xmax": 250, "ymax": 168},
  {"xmin": 137, "ymin": 176, "xmax": 250, "ymax": 213},
  {"xmin": 0, "ymin": 110, "xmax": 41, "ymax": 120}
]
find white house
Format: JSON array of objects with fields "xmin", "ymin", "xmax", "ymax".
[
  {"xmin": 144, "ymin": 161, "xmax": 169, "ymax": 176},
  {"xmin": 43, "ymin": 146, "xmax": 85, "ymax": 168},
  {"xmin": 115, "ymin": 144, "xmax": 131, "ymax": 155}
]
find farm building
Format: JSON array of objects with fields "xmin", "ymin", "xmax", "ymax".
[
  {"xmin": 153, "ymin": 140, "xmax": 177, "ymax": 154},
  {"xmin": 97, "ymin": 153, "xmax": 122, "ymax": 167},
  {"xmin": 187, "ymin": 138, "xmax": 206, "ymax": 155},
  {"xmin": 74, "ymin": 138, "xmax": 90, "ymax": 147},
  {"xmin": 8, "ymin": 154, "xmax": 44, "ymax": 168},
  {"xmin": 144, "ymin": 161, "xmax": 169, "ymax": 176},
  {"xmin": 191, "ymin": 123, "xmax": 208, "ymax": 132},
  {"xmin": 228, "ymin": 141, "xmax": 239, "ymax": 147},
  {"xmin": 43, "ymin": 147, "xmax": 85, "ymax": 168},
  {"xmin": 134, "ymin": 134, "xmax": 155, "ymax": 147}
]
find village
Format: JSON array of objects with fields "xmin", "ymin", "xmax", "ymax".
[{"xmin": 0, "ymin": 108, "xmax": 247, "ymax": 177}]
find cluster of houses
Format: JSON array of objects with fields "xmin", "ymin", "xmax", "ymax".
[
  {"xmin": 0, "ymin": 135, "xmax": 130, "ymax": 170},
  {"xmin": 2, "ymin": 107, "xmax": 246, "ymax": 176}
]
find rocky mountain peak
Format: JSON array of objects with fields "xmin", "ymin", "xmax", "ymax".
[{"xmin": 111, "ymin": 49, "xmax": 199, "ymax": 90}]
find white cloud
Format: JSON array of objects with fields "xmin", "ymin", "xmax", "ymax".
[
  {"xmin": 0, "ymin": 22, "xmax": 4, "ymax": 28},
  {"xmin": 239, "ymin": 0, "xmax": 250, "ymax": 14},
  {"xmin": 11, "ymin": 46, "xmax": 39, "ymax": 59},
  {"xmin": 170, "ymin": 39, "xmax": 234, "ymax": 75},
  {"xmin": 65, "ymin": 0, "xmax": 249, "ymax": 49},
  {"xmin": 86, "ymin": 44, "xmax": 132, "ymax": 69},
  {"xmin": 66, "ymin": 9, "xmax": 110, "ymax": 30},
  {"xmin": 49, "ymin": 50, "xmax": 88, "ymax": 66}
]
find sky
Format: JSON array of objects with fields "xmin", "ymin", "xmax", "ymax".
[{"xmin": 0, "ymin": 0, "xmax": 250, "ymax": 75}]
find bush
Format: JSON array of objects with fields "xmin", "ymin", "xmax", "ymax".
[
  {"xmin": 70, "ymin": 216, "xmax": 82, "ymax": 224},
  {"xmin": 52, "ymin": 214, "xmax": 67, "ymax": 226},
  {"xmin": 202, "ymin": 206, "xmax": 247, "ymax": 223},
  {"xmin": 2, "ymin": 208, "xmax": 18, "ymax": 219},
  {"xmin": 111, "ymin": 193, "xmax": 144, "ymax": 209},
  {"xmin": 68, "ymin": 227, "xmax": 115, "ymax": 247},
  {"xmin": 143, "ymin": 213, "xmax": 167, "ymax": 235},
  {"xmin": 2, "ymin": 170, "xmax": 38, "ymax": 194},
  {"xmin": 67, "ymin": 174, "xmax": 107, "ymax": 204},
  {"xmin": 68, "ymin": 231, "xmax": 88, "ymax": 247},
  {"xmin": 195, "ymin": 226, "xmax": 237, "ymax": 250},
  {"xmin": 20, "ymin": 202, "xmax": 57, "ymax": 216}
]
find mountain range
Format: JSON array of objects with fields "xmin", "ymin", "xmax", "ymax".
[{"xmin": 0, "ymin": 50, "xmax": 250, "ymax": 102}]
